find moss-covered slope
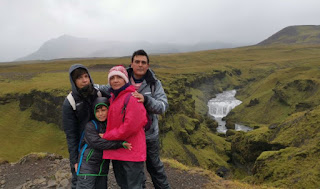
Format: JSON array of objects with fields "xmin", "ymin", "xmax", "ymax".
[
  {"xmin": 258, "ymin": 25, "xmax": 320, "ymax": 45},
  {"xmin": 1, "ymin": 44, "xmax": 320, "ymax": 188}
]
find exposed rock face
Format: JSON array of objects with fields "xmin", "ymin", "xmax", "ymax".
[
  {"xmin": 1, "ymin": 90, "xmax": 65, "ymax": 129},
  {"xmin": 19, "ymin": 90, "xmax": 65, "ymax": 129},
  {"xmin": 0, "ymin": 93, "xmax": 19, "ymax": 105},
  {"xmin": 225, "ymin": 121, "xmax": 235, "ymax": 130},
  {"xmin": 271, "ymin": 79, "xmax": 318, "ymax": 108},
  {"xmin": 19, "ymin": 93, "xmax": 33, "ymax": 111},
  {"xmin": 247, "ymin": 98, "xmax": 259, "ymax": 107},
  {"xmin": 230, "ymin": 132, "xmax": 286, "ymax": 167}
]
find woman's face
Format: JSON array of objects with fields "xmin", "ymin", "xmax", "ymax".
[{"xmin": 110, "ymin": 75, "xmax": 126, "ymax": 90}]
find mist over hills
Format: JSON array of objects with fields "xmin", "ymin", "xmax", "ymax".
[
  {"xmin": 257, "ymin": 25, "xmax": 320, "ymax": 45},
  {"xmin": 16, "ymin": 35, "xmax": 237, "ymax": 61},
  {"xmin": 15, "ymin": 25, "xmax": 320, "ymax": 62}
]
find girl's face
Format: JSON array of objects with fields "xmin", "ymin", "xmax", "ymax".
[
  {"xmin": 95, "ymin": 106, "xmax": 108, "ymax": 122},
  {"xmin": 110, "ymin": 75, "xmax": 126, "ymax": 90}
]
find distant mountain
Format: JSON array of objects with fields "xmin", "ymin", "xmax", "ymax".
[
  {"xmin": 257, "ymin": 25, "xmax": 320, "ymax": 46},
  {"xmin": 16, "ymin": 35, "xmax": 237, "ymax": 61}
]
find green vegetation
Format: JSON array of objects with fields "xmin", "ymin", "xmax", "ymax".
[
  {"xmin": 0, "ymin": 101, "xmax": 68, "ymax": 162},
  {"xmin": 1, "ymin": 43, "xmax": 320, "ymax": 188},
  {"xmin": 258, "ymin": 25, "xmax": 320, "ymax": 45}
]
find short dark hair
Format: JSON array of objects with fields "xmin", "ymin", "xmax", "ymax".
[
  {"xmin": 131, "ymin": 49, "xmax": 149, "ymax": 64},
  {"xmin": 71, "ymin": 68, "xmax": 88, "ymax": 83}
]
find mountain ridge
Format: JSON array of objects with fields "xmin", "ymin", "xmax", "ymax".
[
  {"xmin": 17, "ymin": 35, "xmax": 236, "ymax": 61},
  {"xmin": 257, "ymin": 25, "xmax": 320, "ymax": 46}
]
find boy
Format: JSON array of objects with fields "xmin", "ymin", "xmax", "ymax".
[
  {"xmin": 62, "ymin": 64, "xmax": 100, "ymax": 188},
  {"xmin": 76, "ymin": 97, "xmax": 131, "ymax": 189}
]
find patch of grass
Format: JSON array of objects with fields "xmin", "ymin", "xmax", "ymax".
[
  {"xmin": 0, "ymin": 101, "xmax": 68, "ymax": 162},
  {"xmin": 254, "ymin": 146, "xmax": 320, "ymax": 188},
  {"xmin": 163, "ymin": 158, "xmax": 277, "ymax": 189}
]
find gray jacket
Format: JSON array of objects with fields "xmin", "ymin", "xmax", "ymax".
[{"xmin": 97, "ymin": 68, "xmax": 168, "ymax": 140}]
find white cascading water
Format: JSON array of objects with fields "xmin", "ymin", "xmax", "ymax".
[
  {"xmin": 207, "ymin": 90, "xmax": 251, "ymax": 133},
  {"xmin": 208, "ymin": 90, "xmax": 242, "ymax": 118}
]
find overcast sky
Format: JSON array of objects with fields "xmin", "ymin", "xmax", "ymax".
[{"xmin": 0, "ymin": 0, "xmax": 319, "ymax": 62}]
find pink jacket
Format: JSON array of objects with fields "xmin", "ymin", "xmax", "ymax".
[{"xmin": 103, "ymin": 85, "xmax": 147, "ymax": 162}]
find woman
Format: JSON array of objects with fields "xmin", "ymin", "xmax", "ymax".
[{"xmin": 102, "ymin": 65, "xmax": 147, "ymax": 189}]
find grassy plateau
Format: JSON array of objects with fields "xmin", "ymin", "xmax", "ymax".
[{"xmin": 1, "ymin": 44, "xmax": 320, "ymax": 188}]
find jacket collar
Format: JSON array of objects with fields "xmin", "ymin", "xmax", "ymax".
[{"xmin": 127, "ymin": 67, "xmax": 157, "ymax": 84}]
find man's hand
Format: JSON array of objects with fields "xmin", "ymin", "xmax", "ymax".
[
  {"xmin": 99, "ymin": 133, "xmax": 104, "ymax": 138},
  {"xmin": 132, "ymin": 91, "xmax": 144, "ymax": 103}
]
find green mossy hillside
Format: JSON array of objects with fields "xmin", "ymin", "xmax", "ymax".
[
  {"xmin": 258, "ymin": 25, "xmax": 320, "ymax": 45},
  {"xmin": 1, "ymin": 44, "xmax": 320, "ymax": 188},
  {"xmin": 227, "ymin": 58, "xmax": 320, "ymax": 126},
  {"xmin": 161, "ymin": 114, "xmax": 230, "ymax": 171},
  {"xmin": 0, "ymin": 101, "xmax": 68, "ymax": 162}
]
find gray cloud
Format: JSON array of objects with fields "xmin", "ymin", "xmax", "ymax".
[{"xmin": 0, "ymin": 0, "xmax": 320, "ymax": 62}]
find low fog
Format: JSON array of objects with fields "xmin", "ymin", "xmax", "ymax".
[{"xmin": 0, "ymin": 0, "xmax": 319, "ymax": 62}]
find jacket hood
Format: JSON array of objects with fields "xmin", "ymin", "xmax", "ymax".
[
  {"xmin": 93, "ymin": 97, "xmax": 108, "ymax": 110},
  {"xmin": 69, "ymin": 64, "xmax": 94, "ymax": 97}
]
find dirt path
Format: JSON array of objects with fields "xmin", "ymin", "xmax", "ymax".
[{"xmin": 0, "ymin": 153, "xmax": 211, "ymax": 189}]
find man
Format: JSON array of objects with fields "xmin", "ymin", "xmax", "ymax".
[
  {"xmin": 99, "ymin": 49, "xmax": 170, "ymax": 188},
  {"xmin": 62, "ymin": 64, "xmax": 103, "ymax": 189},
  {"xmin": 130, "ymin": 50, "xmax": 170, "ymax": 189}
]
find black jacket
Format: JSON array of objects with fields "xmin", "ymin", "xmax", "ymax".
[
  {"xmin": 62, "ymin": 64, "xmax": 100, "ymax": 165},
  {"xmin": 76, "ymin": 97, "xmax": 123, "ymax": 175},
  {"xmin": 77, "ymin": 119, "xmax": 123, "ymax": 175}
]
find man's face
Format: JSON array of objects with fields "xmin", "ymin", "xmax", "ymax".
[
  {"xmin": 95, "ymin": 106, "xmax": 108, "ymax": 122},
  {"xmin": 75, "ymin": 73, "xmax": 90, "ymax": 89},
  {"xmin": 131, "ymin": 55, "xmax": 149, "ymax": 79},
  {"xmin": 110, "ymin": 75, "xmax": 126, "ymax": 90}
]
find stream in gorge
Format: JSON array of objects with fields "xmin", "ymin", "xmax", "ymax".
[{"xmin": 207, "ymin": 90, "xmax": 252, "ymax": 133}]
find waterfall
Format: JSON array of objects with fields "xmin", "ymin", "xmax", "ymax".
[
  {"xmin": 207, "ymin": 90, "xmax": 251, "ymax": 133},
  {"xmin": 208, "ymin": 90, "xmax": 242, "ymax": 118}
]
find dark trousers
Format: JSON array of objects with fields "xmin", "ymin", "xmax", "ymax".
[
  {"xmin": 112, "ymin": 160, "xmax": 144, "ymax": 189},
  {"xmin": 145, "ymin": 138, "xmax": 171, "ymax": 189},
  {"xmin": 70, "ymin": 162, "xmax": 77, "ymax": 189},
  {"xmin": 76, "ymin": 175, "xmax": 107, "ymax": 189}
]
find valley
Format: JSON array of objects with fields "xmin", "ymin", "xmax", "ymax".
[{"xmin": 1, "ymin": 43, "xmax": 320, "ymax": 188}]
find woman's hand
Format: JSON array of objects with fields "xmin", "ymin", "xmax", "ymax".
[{"xmin": 99, "ymin": 133, "xmax": 104, "ymax": 138}]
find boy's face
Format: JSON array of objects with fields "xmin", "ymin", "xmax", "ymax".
[
  {"xmin": 75, "ymin": 73, "xmax": 90, "ymax": 89},
  {"xmin": 95, "ymin": 106, "xmax": 108, "ymax": 122}
]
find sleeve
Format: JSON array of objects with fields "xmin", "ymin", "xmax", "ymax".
[
  {"xmin": 94, "ymin": 84, "xmax": 111, "ymax": 98},
  {"xmin": 84, "ymin": 122, "xmax": 123, "ymax": 151},
  {"xmin": 62, "ymin": 98, "xmax": 80, "ymax": 165},
  {"xmin": 104, "ymin": 98, "xmax": 148, "ymax": 140},
  {"xmin": 144, "ymin": 80, "xmax": 169, "ymax": 114}
]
